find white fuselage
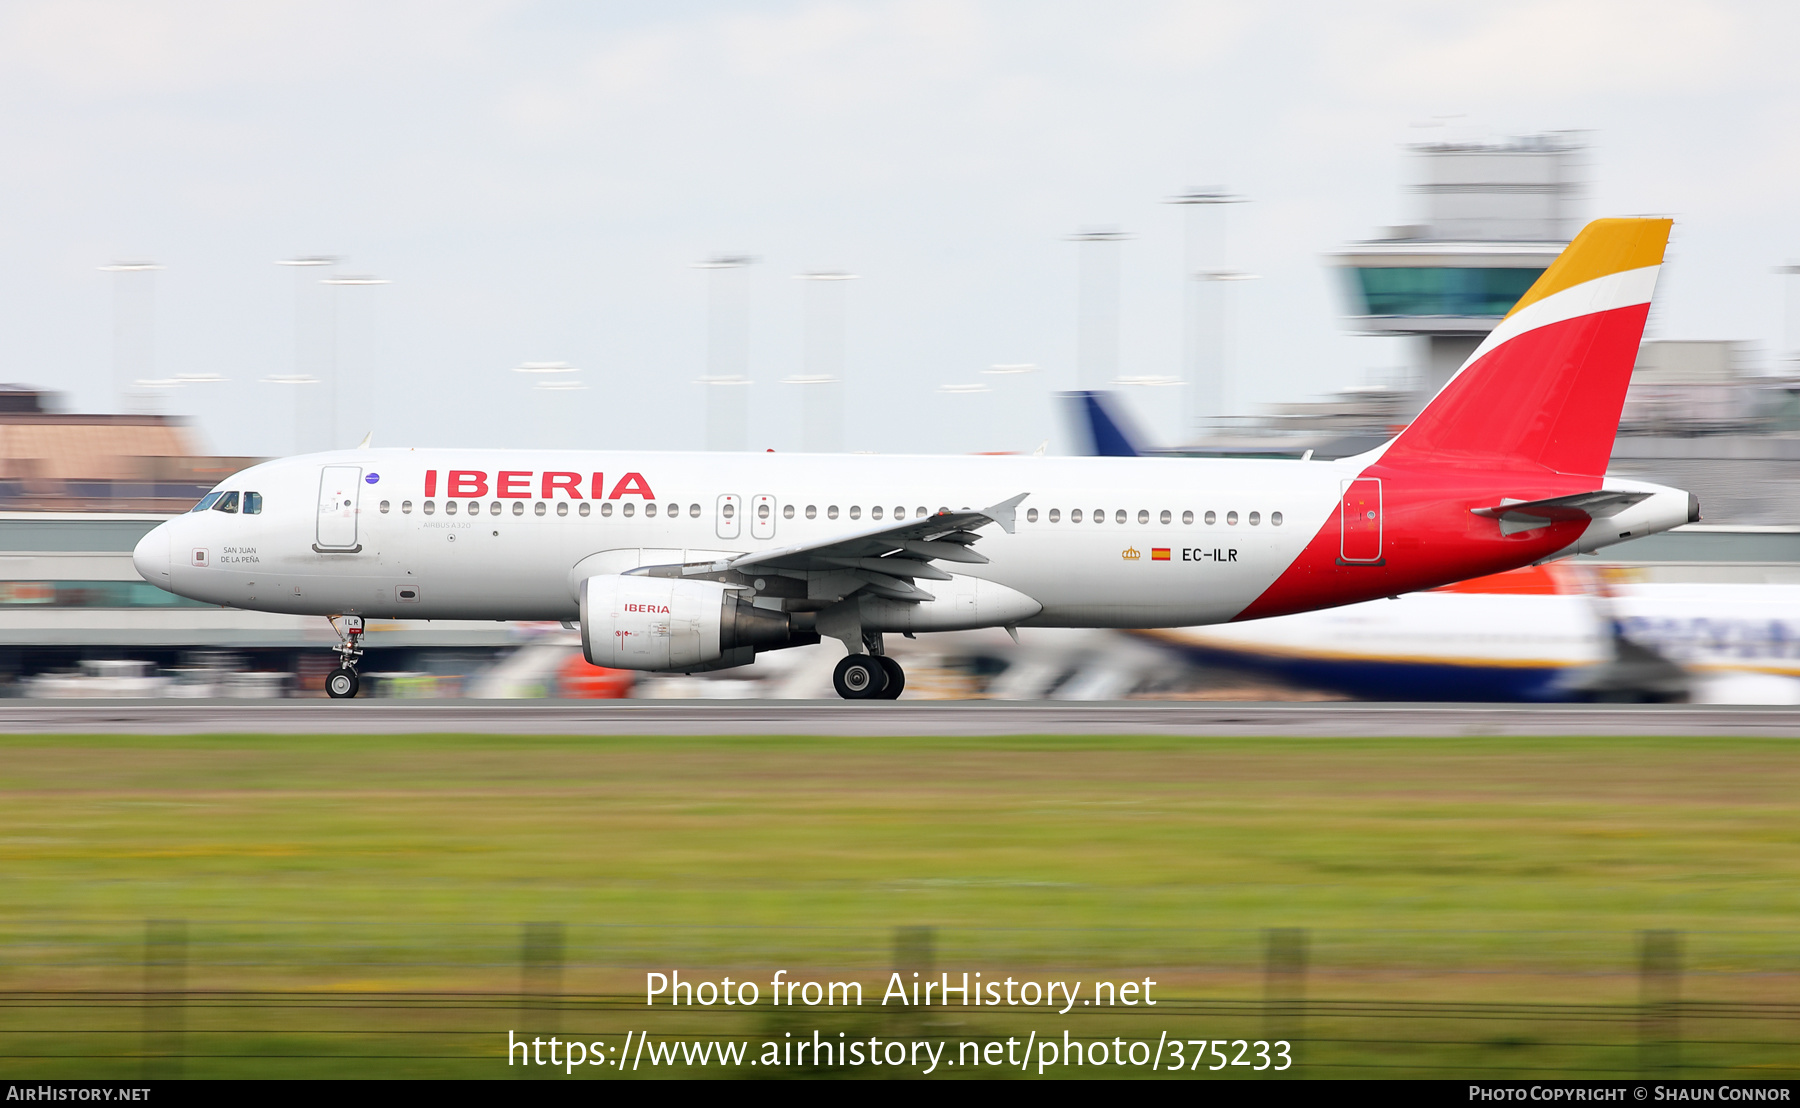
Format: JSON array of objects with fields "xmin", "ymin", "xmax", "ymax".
[{"xmin": 133, "ymin": 447, "xmax": 1347, "ymax": 628}]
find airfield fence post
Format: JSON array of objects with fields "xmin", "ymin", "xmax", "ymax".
[
  {"xmin": 1639, "ymin": 929, "xmax": 1683, "ymax": 1077},
  {"xmin": 520, "ymin": 921, "xmax": 565, "ymax": 1035},
  {"xmin": 141, "ymin": 919, "xmax": 186, "ymax": 1079},
  {"xmin": 1264, "ymin": 927, "xmax": 1307, "ymax": 1047},
  {"xmin": 891, "ymin": 926, "xmax": 936, "ymax": 1042},
  {"xmin": 892, "ymin": 926, "xmax": 936, "ymax": 1001}
]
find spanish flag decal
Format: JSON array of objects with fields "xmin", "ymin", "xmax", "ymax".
[{"xmin": 1151, "ymin": 548, "xmax": 1170, "ymax": 561}]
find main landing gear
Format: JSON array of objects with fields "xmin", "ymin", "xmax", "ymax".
[
  {"xmin": 832, "ymin": 652, "xmax": 905, "ymax": 700},
  {"xmin": 326, "ymin": 615, "xmax": 365, "ymax": 699}
]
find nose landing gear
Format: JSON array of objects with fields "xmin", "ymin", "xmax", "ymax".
[{"xmin": 326, "ymin": 615, "xmax": 365, "ymax": 699}]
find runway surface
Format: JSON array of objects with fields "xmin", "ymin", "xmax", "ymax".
[{"xmin": 1, "ymin": 700, "xmax": 1798, "ymax": 736}]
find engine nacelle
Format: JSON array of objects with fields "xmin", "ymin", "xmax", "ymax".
[{"xmin": 579, "ymin": 574, "xmax": 814, "ymax": 672}]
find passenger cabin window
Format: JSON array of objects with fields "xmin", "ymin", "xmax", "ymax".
[
  {"xmin": 849, "ymin": 506, "xmax": 861, "ymax": 520},
  {"xmin": 783, "ymin": 504, "xmax": 795, "ymax": 519},
  {"xmin": 1249, "ymin": 511, "xmax": 1261, "ymax": 526},
  {"xmin": 646, "ymin": 503, "xmax": 658, "ymax": 518},
  {"xmin": 556, "ymin": 502, "xmax": 568, "ymax": 516},
  {"xmin": 212, "ymin": 491, "xmax": 240, "ymax": 514},
  {"xmin": 1272, "ymin": 512, "xmax": 1283, "ymax": 526},
  {"xmin": 871, "ymin": 506, "xmax": 883, "ymax": 520},
  {"xmin": 579, "ymin": 503, "xmax": 591, "ymax": 517},
  {"xmin": 1049, "ymin": 509, "xmax": 1061, "ymax": 523},
  {"xmin": 379, "ymin": 500, "xmax": 391, "ymax": 514},
  {"xmin": 806, "ymin": 505, "xmax": 817, "ymax": 519},
  {"xmin": 1204, "ymin": 510, "xmax": 1216, "ymax": 525},
  {"xmin": 1026, "ymin": 508, "xmax": 1038, "ymax": 522},
  {"xmin": 445, "ymin": 501, "xmax": 458, "ymax": 515},
  {"xmin": 244, "ymin": 492, "xmax": 263, "ymax": 515},
  {"xmin": 1071, "ymin": 509, "xmax": 1083, "ymax": 523},
  {"xmin": 1137, "ymin": 509, "xmax": 1149, "ymax": 524},
  {"xmin": 689, "ymin": 504, "xmax": 701, "ymax": 518},
  {"xmin": 423, "ymin": 500, "xmax": 436, "ymax": 515},
  {"xmin": 1227, "ymin": 511, "xmax": 1239, "ymax": 525},
  {"xmin": 191, "ymin": 492, "xmax": 224, "ymax": 512},
  {"xmin": 1160, "ymin": 510, "xmax": 1171, "ymax": 524},
  {"xmin": 622, "ymin": 502, "xmax": 635, "ymax": 518},
  {"xmin": 400, "ymin": 500, "xmax": 412, "ymax": 514},
  {"xmin": 534, "ymin": 502, "xmax": 546, "ymax": 516},
  {"xmin": 828, "ymin": 506, "xmax": 839, "ymax": 519},
  {"xmin": 1182, "ymin": 510, "xmax": 1193, "ymax": 524}
]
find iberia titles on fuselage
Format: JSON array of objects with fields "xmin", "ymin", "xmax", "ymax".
[{"xmin": 133, "ymin": 218, "xmax": 1699, "ymax": 696}]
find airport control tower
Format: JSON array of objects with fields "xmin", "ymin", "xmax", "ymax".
[{"xmin": 1332, "ymin": 133, "xmax": 1585, "ymax": 409}]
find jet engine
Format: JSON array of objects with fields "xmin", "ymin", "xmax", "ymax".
[{"xmin": 579, "ymin": 574, "xmax": 816, "ymax": 672}]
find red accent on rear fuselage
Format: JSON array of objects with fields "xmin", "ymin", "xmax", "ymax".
[{"xmin": 1238, "ymin": 303, "xmax": 1649, "ymax": 621}]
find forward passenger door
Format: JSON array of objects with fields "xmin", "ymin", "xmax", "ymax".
[{"xmin": 316, "ymin": 466, "xmax": 362, "ymax": 551}]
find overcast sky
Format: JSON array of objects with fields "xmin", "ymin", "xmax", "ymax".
[{"xmin": 2, "ymin": 0, "xmax": 1797, "ymax": 458}]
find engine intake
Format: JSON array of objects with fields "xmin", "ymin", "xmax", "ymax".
[{"xmin": 579, "ymin": 574, "xmax": 816, "ymax": 671}]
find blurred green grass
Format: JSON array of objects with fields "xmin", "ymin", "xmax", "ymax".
[
  {"xmin": 1, "ymin": 732, "xmax": 1797, "ymax": 1077},
  {"xmin": 1, "ymin": 733, "xmax": 1795, "ymax": 947}
]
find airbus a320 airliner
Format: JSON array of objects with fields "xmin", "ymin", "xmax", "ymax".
[{"xmin": 133, "ymin": 218, "xmax": 1696, "ymax": 699}]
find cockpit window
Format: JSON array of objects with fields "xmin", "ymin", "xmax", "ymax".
[
  {"xmin": 212, "ymin": 491, "xmax": 240, "ymax": 514},
  {"xmin": 243, "ymin": 492, "xmax": 262, "ymax": 515},
  {"xmin": 191, "ymin": 492, "xmax": 224, "ymax": 513}
]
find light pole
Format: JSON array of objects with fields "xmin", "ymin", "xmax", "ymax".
[
  {"xmin": 99, "ymin": 262, "xmax": 161, "ymax": 414},
  {"xmin": 276, "ymin": 257, "xmax": 337, "ymax": 452},
  {"xmin": 936, "ymin": 382, "xmax": 993, "ymax": 454},
  {"xmin": 695, "ymin": 256, "xmax": 755, "ymax": 451},
  {"xmin": 1068, "ymin": 230, "xmax": 1129, "ymax": 392},
  {"xmin": 1777, "ymin": 264, "xmax": 1800, "ymax": 373},
  {"xmin": 787, "ymin": 271, "xmax": 857, "ymax": 452},
  {"xmin": 514, "ymin": 362, "xmax": 585, "ymax": 447},
  {"xmin": 980, "ymin": 363, "xmax": 1039, "ymax": 453},
  {"xmin": 322, "ymin": 275, "xmax": 388, "ymax": 449},
  {"xmin": 1168, "ymin": 189, "xmax": 1250, "ymax": 441}
]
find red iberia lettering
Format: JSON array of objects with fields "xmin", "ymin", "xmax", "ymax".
[
  {"xmin": 543, "ymin": 472, "xmax": 583, "ymax": 499},
  {"xmin": 623, "ymin": 603, "xmax": 670, "ymax": 614},
  {"xmin": 448, "ymin": 470, "xmax": 489, "ymax": 498},
  {"xmin": 496, "ymin": 471, "xmax": 531, "ymax": 498},
  {"xmin": 591, "ymin": 473, "xmax": 606, "ymax": 501},
  {"xmin": 424, "ymin": 470, "xmax": 437, "ymax": 497},
  {"xmin": 609, "ymin": 472, "xmax": 655, "ymax": 500}
]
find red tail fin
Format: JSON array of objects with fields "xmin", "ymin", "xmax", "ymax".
[{"xmin": 1381, "ymin": 218, "xmax": 1672, "ymax": 477}]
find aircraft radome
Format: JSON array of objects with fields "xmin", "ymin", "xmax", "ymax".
[{"xmin": 135, "ymin": 218, "xmax": 1698, "ymax": 700}]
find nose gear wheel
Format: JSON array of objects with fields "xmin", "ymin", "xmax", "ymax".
[{"xmin": 326, "ymin": 616, "xmax": 366, "ymax": 699}]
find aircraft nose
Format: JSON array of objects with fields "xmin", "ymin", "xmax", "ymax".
[{"xmin": 133, "ymin": 523, "xmax": 172, "ymax": 588}]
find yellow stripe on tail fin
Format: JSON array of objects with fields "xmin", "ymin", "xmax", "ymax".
[{"xmin": 1505, "ymin": 217, "xmax": 1672, "ymax": 318}]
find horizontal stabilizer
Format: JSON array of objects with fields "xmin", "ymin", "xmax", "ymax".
[{"xmin": 1471, "ymin": 490, "xmax": 1651, "ymax": 535}]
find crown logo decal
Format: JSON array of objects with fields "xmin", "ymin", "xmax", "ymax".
[{"xmin": 1121, "ymin": 547, "xmax": 1141, "ymax": 561}]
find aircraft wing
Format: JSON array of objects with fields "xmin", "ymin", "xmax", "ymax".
[
  {"xmin": 716, "ymin": 492, "xmax": 1030, "ymax": 603},
  {"xmin": 1471, "ymin": 490, "xmax": 1652, "ymax": 535}
]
